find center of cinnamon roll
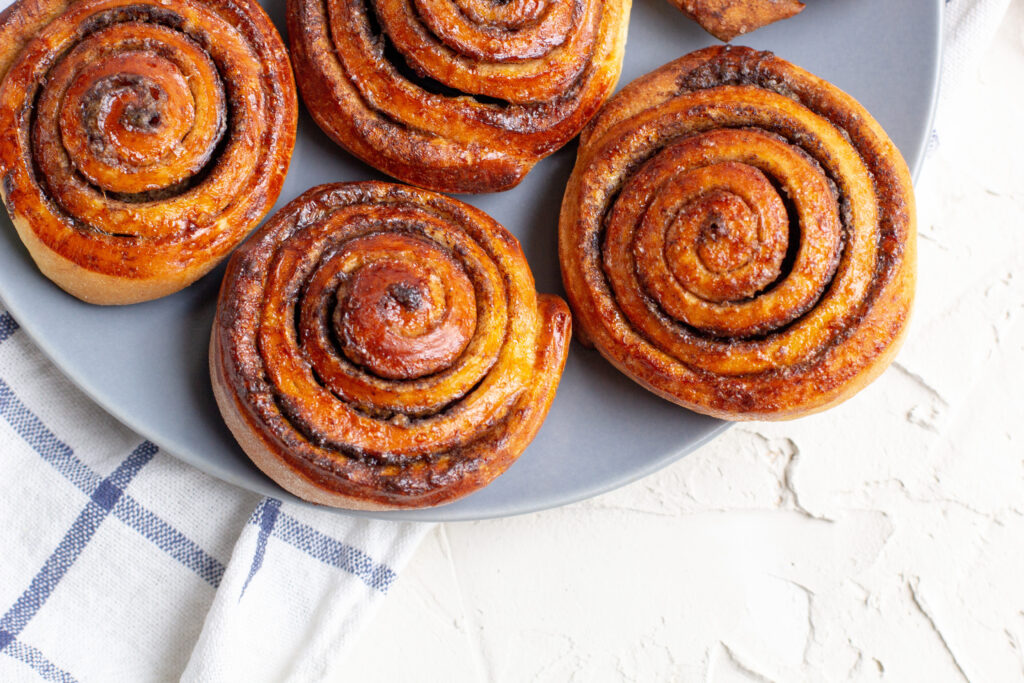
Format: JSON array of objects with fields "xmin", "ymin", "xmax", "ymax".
[
  {"xmin": 331, "ymin": 237, "xmax": 478, "ymax": 381},
  {"xmin": 631, "ymin": 158, "xmax": 790, "ymax": 314},
  {"xmin": 605, "ymin": 129, "xmax": 854, "ymax": 341},
  {"xmin": 386, "ymin": 282, "xmax": 424, "ymax": 311},
  {"xmin": 47, "ymin": 23, "xmax": 227, "ymax": 198},
  {"xmin": 116, "ymin": 83, "xmax": 165, "ymax": 132},
  {"xmin": 690, "ymin": 192, "xmax": 756, "ymax": 275},
  {"xmin": 78, "ymin": 66, "xmax": 192, "ymax": 160}
]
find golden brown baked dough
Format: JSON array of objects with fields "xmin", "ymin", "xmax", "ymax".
[
  {"xmin": 287, "ymin": 0, "xmax": 630, "ymax": 193},
  {"xmin": 0, "ymin": 0, "xmax": 296, "ymax": 305},
  {"xmin": 672, "ymin": 0, "xmax": 805, "ymax": 42},
  {"xmin": 559, "ymin": 47, "xmax": 916, "ymax": 420},
  {"xmin": 211, "ymin": 181, "xmax": 571, "ymax": 510}
]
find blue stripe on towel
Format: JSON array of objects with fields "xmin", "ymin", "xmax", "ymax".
[
  {"xmin": 0, "ymin": 311, "xmax": 18, "ymax": 344},
  {"xmin": 0, "ymin": 379, "xmax": 224, "ymax": 586},
  {"xmin": 0, "ymin": 379, "xmax": 101, "ymax": 494},
  {"xmin": 114, "ymin": 496, "xmax": 225, "ymax": 587},
  {"xmin": 272, "ymin": 512, "xmax": 397, "ymax": 593},
  {"xmin": 2, "ymin": 639, "xmax": 79, "ymax": 683},
  {"xmin": 241, "ymin": 498, "xmax": 282, "ymax": 597},
  {"xmin": 0, "ymin": 441, "xmax": 156, "ymax": 639}
]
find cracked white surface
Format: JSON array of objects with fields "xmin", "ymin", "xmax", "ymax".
[{"xmin": 340, "ymin": 8, "xmax": 1024, "ymax": 681}]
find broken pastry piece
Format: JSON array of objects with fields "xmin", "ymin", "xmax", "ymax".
[{"xmin": 672, "ymin": 0, "xmax": 805, "ymax": 42}]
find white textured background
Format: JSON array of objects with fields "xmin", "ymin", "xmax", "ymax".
[{"xmin": 343, "ymin": 5, "xmax": 1024, "ymax": 681}]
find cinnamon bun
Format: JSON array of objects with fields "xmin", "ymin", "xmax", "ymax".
[
  {"xmin": 212, "ymin": 181, "xmax": 571, "ymax": 509},
  {"xmin": 559, "ymin": 47, "xmax": 916, "ymax": 420},
  {"xmin": 287, "ymin": 0, "xmax": 629, "ymax": 193},
  {"xmin": 0, "ymin": 0, "xmax": 296, "ymax": 304}
]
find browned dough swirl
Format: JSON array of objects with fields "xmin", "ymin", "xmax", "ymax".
[
  {"xmin": 0, "ymin": 0, "xmax": 296, "ymax": 304},
  {"xmin": 559, "ymin": 47, "xmax": 917, "ymax": 420},
  {"xmin": 212, "ymin": 181, "xmax": 572, "ymax": 510},
  {"xmin": 287, "ymin": 0, "xmax": 630, "ymax": 193}
]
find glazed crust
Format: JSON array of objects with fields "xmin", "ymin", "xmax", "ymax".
[
  {"xmin": 286, "ymin": 0, "xmax": 630, "ymax": 194},
  {"xmin": 0, "ymin": 0, "xmax": 296, "ymax": 305},
  {"xmin": 211, "ymin": 181, "xmax": 572, "ymax": 509},
  {"xmin": 559, "ymin": 47, "xmax": 916, "ymax": 421},
  {"xmin": 671, "ymin": 0, "xmax": 805, "ymax": 42}
]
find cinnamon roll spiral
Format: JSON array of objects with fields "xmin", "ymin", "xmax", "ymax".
[
  {"xmin": 287, "ymin": 0, "xmax": 629, "ymax": 193},
  {"xmin": 0, "ymin": 0, "xmax": 296, "ymax": 304},
  {"xmin": 212, "ymin": 182, "xmax": 571, "ymax": 509},
  {"xmin": 559, "ymin": 47, "xmax": 916, "ymax": 420}
]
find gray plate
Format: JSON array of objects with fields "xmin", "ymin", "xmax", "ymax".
[{"xmin": 0, "ymin": 0, "xmax": 941, "ymax": 521}]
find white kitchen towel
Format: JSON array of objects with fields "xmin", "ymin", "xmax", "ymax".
[
  {"xmin": 921, "ymin": 2, "xmax": 1012, "ymax": 161},
  {"xmin": 0, "ymin": 0, "xmax": 1012, "ymax": 681},
  {"xmin": 938, "ymin": 0, "xmax": 1013, "ymax": 119},
  {"xmin": 183, "ymin": 499, "xmax": 427, "ymax": 682}
]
